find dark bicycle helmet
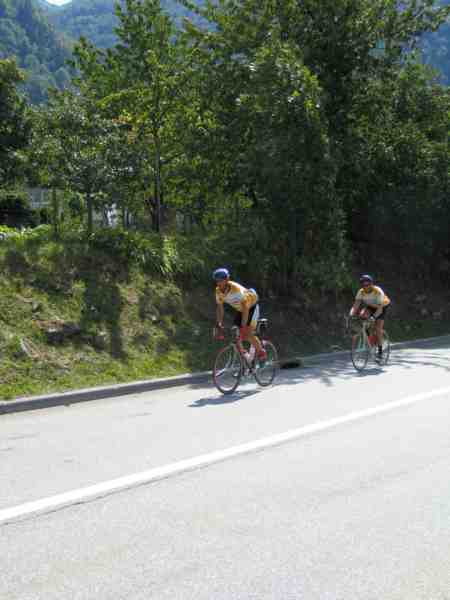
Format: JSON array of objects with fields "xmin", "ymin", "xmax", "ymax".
[
  {"xmin": 212, "ymin": 267, "xmax": 230, "ymax": 281},
  {"xmin": 359, "ymin": 274, "xmax": 373, "ymax": 283}
]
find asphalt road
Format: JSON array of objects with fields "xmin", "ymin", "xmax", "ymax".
[{"xmin": 1, "ymin": 339, "xmax": 450, "ymax": 599}]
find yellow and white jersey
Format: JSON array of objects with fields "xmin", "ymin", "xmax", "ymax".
[
  {"xmin": 215, "ymin": 281, "xmax": 258, "ymax": 312},
  {"xmin": 356, "ymin": 285, "xmax": 390, "ymax": 307}
]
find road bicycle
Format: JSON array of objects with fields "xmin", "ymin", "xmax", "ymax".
[
  {"xmin": 212, "ymin": 319, "xmax": 279, "ymax": 394},
  {"xmin": 347, "ymin": 316, "xmax": 391, "ymax": 372}
]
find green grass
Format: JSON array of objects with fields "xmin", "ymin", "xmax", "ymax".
[
  {"xmin": 0, "ymin": 279, "xmax": 216, "ymax": 400},
  {"xmin": 0, "ymin": 234, "xmax": 216, "ymax": 400}
]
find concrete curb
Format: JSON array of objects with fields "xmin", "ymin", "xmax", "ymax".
[
  {"xmin": 0, "ymin": 371, "xmax": 211, "ymax": 415},
  {"xmin": 2, "ymin": 334, "xmax": 450, "ymax": 415}
]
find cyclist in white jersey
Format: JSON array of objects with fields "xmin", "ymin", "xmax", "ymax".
[
  {"xmin": 213, "ymin": 267, "xmax": 267, "ymax": 361},
  {"xmin": 350, "ymin": 274, "xmax": 391, "ymax": 362}
]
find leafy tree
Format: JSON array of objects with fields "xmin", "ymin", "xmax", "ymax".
[
  {"xmin": 29, "ymin": 89, "xmax": 128, "ymax": 234},
  {"xmin": 0, "ymin": 187, "xmax": 34, "ymax": 227},
  {"xmin": 0, "ymin": 58, "xmax": 30, "ymax": 185},
  {"xmin": 72, "ymin": 0, "xmax": 202, "ymax": 232},
  {"xmin": 183, "ymin": 0, "xmax": 450, "ymax": 290},
  {"xmin": 180, "ymin": 0, "xmax": 349, "ymax": 292},
  {"xmin": 345, "ymin": 59, "xmax": 450, "ymax": 277}
]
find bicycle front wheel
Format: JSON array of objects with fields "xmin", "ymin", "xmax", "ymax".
[
  {"xmin": 351, "ymin": 332, "xmax": 369, "ymax": 371},
  {"xmin": 254, "ymin": 340, "xmax": 278, "ymax": 387},
  {"xmin": 213, "ymin": 344, "xmax": 243, "ymax": 394}
]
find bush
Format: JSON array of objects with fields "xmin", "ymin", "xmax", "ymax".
[
  {"xmin": 0, "ymin": 189, "xmax": 36, "ymax": 228},
  {"xmin": 87, "ymin": 228, "xmax": 207, "ymax": 281},
  {"xmin": 0, "ymin": 225, "xmax": 21, "ymax": 240},
  {"xmin": 0, "ymin": 224, "xmax": 53, "ymax": 247}
]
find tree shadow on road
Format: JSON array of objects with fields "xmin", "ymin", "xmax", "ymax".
[
  {"xmin": 387, "ymin": 349, "xmax": 450, "ymax": 373},
  {"xmin": 189, "ymin": 387, "xmax": 262, "ymax": 407},
  {"xmin": 272, "ymin": 342, "xmax": 450, "ymax": 388}
]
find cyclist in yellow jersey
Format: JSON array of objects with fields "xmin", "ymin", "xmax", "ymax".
[
  {"xmin": 213, "ymin": 267, "xmax": 267, "ymax": 361},
  {"xmin": 350, "ymin": 274, "xmax": 391, "ymax": 362}
]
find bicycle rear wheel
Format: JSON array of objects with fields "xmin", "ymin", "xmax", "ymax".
[
  {"xmin": 254, "ymin": 340, "xmax": 278, "ymax": 387},
  {"xmin": 213, "ymin": 344, "xmax": 243, "ymax": 394},
  {"xmin": 378, "ymin": 331, "xmax": 391, "ymax": 366},
  {"xmin": 351, "ymin": 332, "xmax": 369, "ymax": 371}
]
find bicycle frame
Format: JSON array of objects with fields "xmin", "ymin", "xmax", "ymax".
[
  {"xmin": 231, "ymin": 325, "xmax": 255, "ymax": 362},
  {"xmin": 349, "ymin": 316, "xmax": 390, "ymax": 371},
  {"xmin": 368, "ymin": 323, "xmax": 381, "ymax": 352}
]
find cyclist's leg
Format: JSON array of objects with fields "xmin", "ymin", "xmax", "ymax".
[
  {"xmin": 375, "ymin": 306, "xmax": 388, "ymax": 350},
  {"xmin": 233, "ymin": 311, "xmax": 246, "ymax": 354},
  {"xmin": 374, "ymin": 320, "xmax": 383, "ymax": 361},
  {"xmin": 373, "ymin": 306, "xmax": 389, "ymax": 360},
  {"xmin": 246, "ymin": 305, "xmax": 266, "ymax": 358},
  {"xmin": 235, "ymin": 308, "xmax": 260, "ymax": 357}
]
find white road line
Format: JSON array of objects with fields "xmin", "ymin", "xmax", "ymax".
[{"xmin": 2, "ymin": 385, "xmax": 450, "ymax": 526}]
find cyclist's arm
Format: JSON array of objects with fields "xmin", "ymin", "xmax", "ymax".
[
  {"xmin": 350, "ymin": 300, "xmax": 361, "ymax": 316},
  {"xmin": 216, "ymin": 303, "xmax": 224, "ymax": 327},
  {"xmin": 370, "ymin": 303, "xmax": 383, "ymax": 318}
]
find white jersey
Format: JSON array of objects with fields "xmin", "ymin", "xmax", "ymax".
[{"xmin": 356, "ymin": 285, "xmax": 390, "ymax": 307}]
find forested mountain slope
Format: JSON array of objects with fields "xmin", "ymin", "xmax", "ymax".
[
  {"xmin": 0, "ymin": 0, "xmax": 200, "ymax": 103},
  {"xmin": 0, "ymin": 0, "xmax": 72, "ymax": 103},
  {"xmin": 44, "ymin": 0, "xmax": 450, "ymax": 84},
  {"xmin": 421, "ymin": 0, "xmax": 450, "ymax": 83},
  {"xmin": 49, "ymin": 0, "xmax": 450, "ymax": 84},
  {"xmin": 43, "ymin": 0, "xmax": 201, "ymax": 49},
  {"xmin": 36, "ymin": 0, "xmax": 62, "ymax": 12},
  {"xmin": 44, "ymin": 0, "xmax": 120, "ymax": 49},
  {"xmin": 5, "ymin": 0, "xmax": 450, "ymax": 101}
]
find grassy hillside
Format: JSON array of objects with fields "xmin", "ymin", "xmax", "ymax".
[
  {"xmin": 1, "ymin": 226, "xmax": 450, "ymax": 401},
  {"xmin": 0, "ymin": 226, "xmax": 215, "ymax": 399}
]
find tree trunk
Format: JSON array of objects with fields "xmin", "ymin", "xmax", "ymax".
[
  {"xmin": 154, "ymin": 136, "xmax": 162, "ymax": 233},
  {"xmin": 86, "ymin": 192, "xmax": 93, "ymax": 235},
  {"xmin": 122, "ymin": 206, "xmax": 130, "ymax": 229},
  {"xmin": 52, "ymin": 188, "xmax": 59, "ymax": 239},
  {"xmin": 289, "ymin": 211, "xmax": 299, "ymax": 295}
]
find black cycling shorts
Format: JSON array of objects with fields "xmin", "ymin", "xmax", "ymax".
[
  {"xmin": 233, "ymin": 303, "xmax": 260, "ymax": 328},
  {"xmin": 368, "ymin": 305, "xmax": 390, "ymax": 320}
]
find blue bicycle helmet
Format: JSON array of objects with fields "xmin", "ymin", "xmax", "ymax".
[
  {"xmin": 212, "ymin": 267, "xmax": 230, "ymax": 281},
  {"xmin": 360, "ymin": 274, "xmax": 373, "ymax": 283}
]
